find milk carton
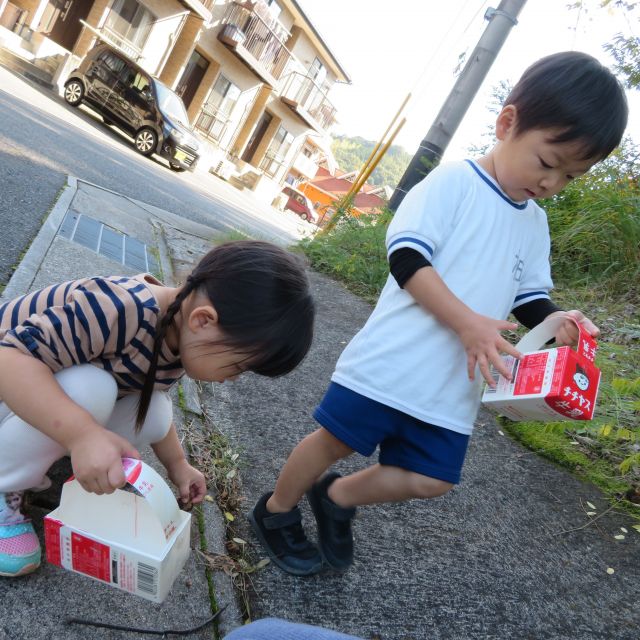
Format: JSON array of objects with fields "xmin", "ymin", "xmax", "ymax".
[
  {"xmin": 482, "ymin": 315, "xmax": 601, "ymax": 422},
  {"xmin": 44, "ymin": 458, "xmax": 191, "ymax": 603}
]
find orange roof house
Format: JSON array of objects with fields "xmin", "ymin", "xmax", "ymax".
[{"xmin": 298, "ymin": 166, "xmax": 387, "ymax": 223}]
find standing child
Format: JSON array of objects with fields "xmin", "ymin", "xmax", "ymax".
[
  {"xmin": 250, "ymin": 51, "xmax": 628, "ymax": 576},
  {"xmin": 0, "ymin": 240, "xmax": 314, "ymax": 577}
]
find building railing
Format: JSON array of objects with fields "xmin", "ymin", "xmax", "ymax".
[
  {"xmin": 79, "ymin": 20, "xmax": 144, "ymax": 61},
  {"xmin": 260, "ymin": 150, "xmax": 288, "ymax": 178},
  {"xmin": 280, "ymin": 71, "xmax": 337, "ymax": 132},
  {"xmin": 194, "ymin": 105, "xmax": 231, "ymax": 143},
  {"xmin": 219, "ymin": 1, "xmax": 293, "ymax": 82}
]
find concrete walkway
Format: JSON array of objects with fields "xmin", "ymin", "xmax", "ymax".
[{"xmin": 0, "ymin": 177, "xmax": 639, "ymax": 640}]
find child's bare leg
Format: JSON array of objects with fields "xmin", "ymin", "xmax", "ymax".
[
  {"xmin": 267, "ymin": 427, "xmax": 353, "ymax": 513},
  {"xmin": 329, "ymin": 463, "xmax": 453, "ymax": 508}
]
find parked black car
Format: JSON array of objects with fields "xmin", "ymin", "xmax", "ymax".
[{"xmin": 64, "ymin": 44, "xmax": 200, "ymax": 171}]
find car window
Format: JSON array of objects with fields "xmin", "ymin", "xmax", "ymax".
[
  {"xmin": 99, "ymin": 52, "xmax": 127, "ymax": 76},
  {"xmin": 122, "ymin": 68, "xmax": 151, "ymax": 93},
  {"xmin": 154, "ymin": 81, "xmax": 189, "ymax": 126}
]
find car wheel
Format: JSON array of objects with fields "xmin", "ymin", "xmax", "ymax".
[
  {"xmin": 134, "ymin": 128, "xmax": 157, "ymax": 156},
  {"xmin": 301, "ymin": 212, "xmax": 309, "ymax": 220},
  {"xmin": 63, "ymin": 80, "xmax": 84, "ymax": 106}
]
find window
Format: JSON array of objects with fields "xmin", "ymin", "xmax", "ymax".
[
  {"xmin": 195, "ymin": 74, "xmax": 241, "ymax": 142},
  {"xmin": 260, "ymin": 125, "xmax": 294, "ymax": 177},
  {"xmin": 308, "ymin": 57, "xmax": 326, "ymax": 85},
  {"xmin": 98, "ymin": 51, "xmax": 127, "ymax": 76},
  {"xmin": 104, "ymin": 0, "xmax": 155, "ymax": 50}
]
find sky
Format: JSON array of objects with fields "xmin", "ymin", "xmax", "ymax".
[{"xmin": 297, "ymin": 0, "xmax": 640, "ymax": 161}]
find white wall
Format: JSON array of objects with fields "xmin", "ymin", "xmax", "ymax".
[{"xmin": 137, "ymin": 0, "xmax": 188, "ymax": 74}]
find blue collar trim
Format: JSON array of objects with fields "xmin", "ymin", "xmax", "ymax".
[{"xmin": 465, "ymin": 160, "xmax": 528, "ymax": 210}]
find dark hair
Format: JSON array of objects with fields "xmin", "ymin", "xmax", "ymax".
[
  {"xmin": 136, "ymin": 240, "xmax": 315, "ymax": 428},
  {"xmin": 505, "ymin": 51, "xmax": 628, "ymax": 160}
]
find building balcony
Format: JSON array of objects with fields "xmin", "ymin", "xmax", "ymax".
[
  {"xmin": 217, "ymin": 1, "xmax": 293, "ymax": 87},
  {"xmin": 279, "ymin": 72, "xmax": 337, "ymax": 134},
  {"xmin": 79, "ymin": 19, "xmax": 143, "ymax": 61},
  {"xmin": 178, "ymin": 0, "xmax": 214, "ymax": 21},
  {"xmin": 291, "ymin": 152, "xmax": 319, "ymax": 179}
]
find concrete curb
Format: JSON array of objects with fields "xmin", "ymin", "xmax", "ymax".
[{"xmin": 1, "ymin": 175, "xmax": 77, "ymax": 303}]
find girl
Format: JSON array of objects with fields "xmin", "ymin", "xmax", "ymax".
[{"xmin": 0, "ymin": 240, "xmax": 315, "ymax": 578}]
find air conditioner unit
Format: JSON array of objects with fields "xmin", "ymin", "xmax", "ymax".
[{"xmin": 210, "ymin": 159, "xmax": 235, "ymax": 181}]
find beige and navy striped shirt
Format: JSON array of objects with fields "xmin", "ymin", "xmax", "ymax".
[{"xmin": 0, "ymin": 274, "xmax": 184, "ymax": 398}]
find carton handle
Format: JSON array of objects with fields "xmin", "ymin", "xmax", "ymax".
[{"xmin": 515, "ymin": 314, "xmax": 598, "ymax": 362}]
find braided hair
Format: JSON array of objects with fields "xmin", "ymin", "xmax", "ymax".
[{"xmin": 135, "ymin": 240, "xmax": 315, "ymax": 429}]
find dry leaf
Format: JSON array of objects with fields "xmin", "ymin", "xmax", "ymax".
[
  {"xmin": 620, "ymin": 527, "xmax": 628, "ymax": 534},
  {"xmin": 232, "ymin": 537, "xmax": 247, "ymax": 545},
  {"xmin": 226, "ymin": 469, "xmax": 236, "ymax": 479},
  {"xmin": 586, "ymin": 501, "xmax": 596, "ymax": 510},
  {"xmin": 614, "ymin": 535, "xmax": 625, "ymax": 540},
  {"xmin": 224, "ymin": 511, "xmax": 235, "ymax": 521},
  {"xmin": 255, "ymin": 558, "xmax": 270, "ymax": 569},
  {"xmin": 606, "ymin": 567, "xmax": 615, "ymax": 575},
  {"xmin": 586, "ymin": 511, "xmax": 597, "ymax": 516},
  {"xmin": 498, "ymin": 430, "xmax": 504, "ymax": 436},
  {"xmin": 204, "ymin": 495, "xmax": 214, "ymax": 503}
]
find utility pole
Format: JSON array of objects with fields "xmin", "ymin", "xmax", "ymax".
[{"xmin": 389, "ymin": 0, "xmax": 527, "ymax": 211}]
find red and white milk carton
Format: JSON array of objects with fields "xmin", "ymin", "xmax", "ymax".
[
  {"xmin": 482, "ymin": 315, "xmax": 601, "ymax": 422},
  {"xmin": 44, "ymin": 458, "xmax": 191, "ymax": 603}
]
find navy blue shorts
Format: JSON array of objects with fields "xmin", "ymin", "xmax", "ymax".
[{"xmin": 313, "ymin": 382, "xmax": 470, "ymax": 484}]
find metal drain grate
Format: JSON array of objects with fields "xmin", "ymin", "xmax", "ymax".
[{"xmin": 58, "ymin": 212, "xmax": 159, "ymax": 274}]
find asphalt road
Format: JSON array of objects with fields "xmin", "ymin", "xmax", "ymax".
[{"xmin": 0, "ymin": 65, "xmax": 307, "ymax": 287}]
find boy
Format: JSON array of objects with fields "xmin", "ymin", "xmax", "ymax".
[{"xmin": 249, "ymin": 52, "xmax": 629, "ymax": 576}]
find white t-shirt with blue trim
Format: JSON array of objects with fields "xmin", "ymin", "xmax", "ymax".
[{"xmin": 331, "ymin": 160, "xmax": 553, "ymax": 435}]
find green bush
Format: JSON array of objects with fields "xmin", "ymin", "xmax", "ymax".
[
  {"xmin": 543, "ymin": 140, "xmax": 640, "ymax": 296},
  {"xmin": 300, "ymin": 211, "xmax": 391, "ymax": 302}
]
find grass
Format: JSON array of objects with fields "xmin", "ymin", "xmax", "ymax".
[
  {"xmin": 298, "ymin": 209, "xmax": 640, "ymax": 519},
  {"xmin": 178, "ymin": 381, "xmax": 268, "ymax": 626}
]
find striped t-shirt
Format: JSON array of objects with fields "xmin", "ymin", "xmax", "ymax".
[{"xmin": 0, "ymin": 274, "xmax": 184, "ymax": 399}]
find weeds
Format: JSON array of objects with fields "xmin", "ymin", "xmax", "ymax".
[{"xmin": 182, "ymin": 410, "xmax": 268, "ymax": 623}]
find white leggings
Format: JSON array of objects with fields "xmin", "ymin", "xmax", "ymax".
[{"xmin": 0, "ymin": 364, "xmax": 173, "ymax": 493}]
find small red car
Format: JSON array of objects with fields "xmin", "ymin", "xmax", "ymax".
[{"xmin": 281, "ymin": 186, "xmax": 318, "ymax": 223}]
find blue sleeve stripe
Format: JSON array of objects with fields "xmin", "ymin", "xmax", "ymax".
[
  {"xmin": 121, "ymin": 353, "xmax": 145, "ymax": 377},
  {"xmin": 513, "ymin": 290, "xmax": 549, "ymax": 303},
  {"xmin": 388, "ymin": 237, "xmax": 434, "ymax": 258},
  {"xmin": 42, "ymin": 308, "xmax": 75, "ymax": 363},
  {"xmin": 22, "ymin": 319, "xmax": 60, "ymax": 359},
  {"xmin": 115, "ymin": 372, "xmax": 144, "ymax": 390},
  {"xmin": 11, "ymin": 295, "xmax": 26, "ymax": 328},
  {"xmin": 63, "ymin": 306, "xmax": 87, "ymax": 364},
  {"xmin": 94, "ymin": 279, "xmax": 127, "ymax": 353},
  {"xmin": 130, "ymin": 337, "xmax": 153, "ymax": 361},
  {"xmin": 0, "ymin": 301, "xmax": 7, "ymax": 325},
  {"xmin": 82, "ymin": 287, "xmax": 110, "ymax": 344},
  {"xmin": 72, "ymin": 301, "xmax": 93, "ymax": 359},
  {"xmin": 28, "ymin": 290, "xmax": 41, "ymax": 316},
  {"xmin": 46, "ymin": 283, "xmax": 60, "ymax": 308}
]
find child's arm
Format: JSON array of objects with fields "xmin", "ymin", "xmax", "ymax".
[
  {"xmin": 0, "ymin": 346, "xmax": 139, "ymax": 493},
  {"xmin": 403, "ymin": 266, "xmax": 522, "ymax": 386},
  {"xmin": 151, "ymin": 424, "xmax": 207, "ymax": 505}
]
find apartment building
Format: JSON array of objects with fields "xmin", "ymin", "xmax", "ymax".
[{"xmin": 0, "ymin": 0, "xmax": 349, "ymax": 205}]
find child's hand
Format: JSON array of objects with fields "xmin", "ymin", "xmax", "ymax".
[
  {"xmin": 167, "ymin": 459, "xmax": 207, "ymax": 507},
  {"xmin": 457, "ymin": 313, "xmax": 522, "ymax": 387},
  {"xmin": 69, "ymin": 427, "xmax": 140, "ymax": 495},
  {"xmin": 547, "ymin": 310, "xmax": 600, "ymax": 346}
]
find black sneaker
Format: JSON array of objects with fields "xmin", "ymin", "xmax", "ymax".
[
  {"xmin": 306, "ymin": 473, "xmax": 356, "ymax": 570},
  {"xmin": 248, "ymin": 492, "xmax": 323, "ymax": 576}
]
